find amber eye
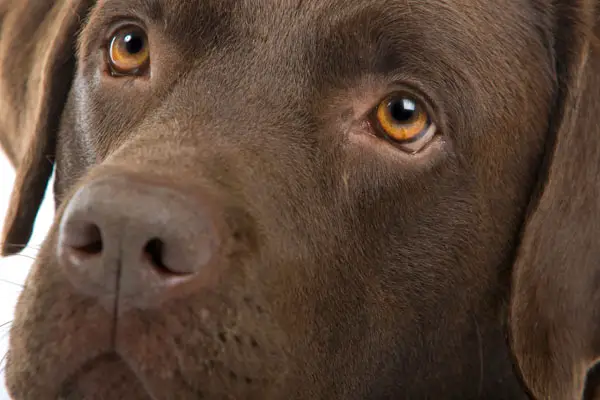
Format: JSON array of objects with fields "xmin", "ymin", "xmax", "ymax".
[
  {"xmin": 373, "ymin": 94, "xmax": 437, "ymax": 152},
  {"xmin": 108, "ymin": 26, "xmax": 150, "ymax": 76}
]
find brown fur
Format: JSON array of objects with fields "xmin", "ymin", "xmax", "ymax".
[{"xmin": 0, "ymin": 0, "xmax": 598, "ymax": 398}]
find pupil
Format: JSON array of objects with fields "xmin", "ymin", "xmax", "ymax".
[
  {"xmin": 124, "ymin": 34, "xmax": 144, "ymax": 54},
  {"xmin": 389, "ymin": 98, "xmax": 417, "ymax": 123}
]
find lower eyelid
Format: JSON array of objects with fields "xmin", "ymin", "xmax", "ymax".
[
  {"xmin": 346, "ymin": 129, "xmax": 448, "ymax": 173},
  {"xmin": 397, "ymin": 123, "xmax": 438, "ymax": 153}
]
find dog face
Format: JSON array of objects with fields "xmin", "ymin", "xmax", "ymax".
[{"xmin": 1, "ymin": 0, "xmax": 599, "ymax": 399}]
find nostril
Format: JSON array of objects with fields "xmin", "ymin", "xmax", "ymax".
[
  {"xmin": 144, "ymin": 238, "xmax": 172, "ymax": 274},
  {"xmin": 61, "ymin": 221, "xmax": 104, "ymax": 256},
  {"xmin": 75, "ymin": 224, "xmax": 103, "ymax": 255}
]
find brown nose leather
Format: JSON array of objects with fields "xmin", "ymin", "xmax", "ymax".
[{"xmin": 57, "ymin": 176, "xmax": 221, "ymax": 310}]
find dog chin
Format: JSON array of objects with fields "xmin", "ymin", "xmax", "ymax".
[{"xmin": 58, "ymin": 353, "xmax": 151, "ymax": 400}]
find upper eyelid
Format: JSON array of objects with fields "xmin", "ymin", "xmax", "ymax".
[
  {"xmin": 102, "ymin": 18, "xmax": 149, "ymax": 49},
  {"xmin": 77, "ymin": 7, "xmax": 152, "ymax": 57},
  {"xmin": 361, "ymin": 84, "xmax": 442, "ymax": 134}
]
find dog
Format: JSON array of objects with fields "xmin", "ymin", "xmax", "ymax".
[{"xmin": 0, "ymin": 0, "xmax": 599, "ymax": 398}]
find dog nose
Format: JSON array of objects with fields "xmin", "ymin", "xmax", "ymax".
[{"xmin": 57, "ymin": 176, "xmax": 221, "ymax": 310}]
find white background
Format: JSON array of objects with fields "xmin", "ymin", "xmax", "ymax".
[{"xmin": 0, "ymin": 151, "xmax": 55, "ymax": 399}]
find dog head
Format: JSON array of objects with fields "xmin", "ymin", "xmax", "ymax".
[{"xmin": 0, "ymin": 0, "xmax": 598, "ymax": 398}]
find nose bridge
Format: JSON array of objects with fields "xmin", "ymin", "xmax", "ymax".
[
  {"xmin": 99, "ymin": 25, "xmax": 320, "ymax": 168},
  {"xmin": 111, "ymin": 74, "xmax": 319, "ymax": 197}
]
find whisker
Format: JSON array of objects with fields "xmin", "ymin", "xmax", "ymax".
[
  {"xmin": 471, "ymin": 313, "xmax": 484, "ymax": 397},
  {"xmin": 0, "ymin": 321, "xmax": 12, "ymax": 373},
  {"xmin": 0, "ymin": 351, "xmax": 9, "ymax": 374},
  {"xmin": 4, "ymin": 254, "xmax": 37, "ymax": 262},
  {"xmin": 0, "ymin": 279, "xmax": 24, "ymax": 288},
  {"xmin": 0, "ymin": 242, "xmax": 43, "ymax": 252}
]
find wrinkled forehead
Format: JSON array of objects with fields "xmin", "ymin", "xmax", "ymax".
[{"xmin": 85, "ymin": 0, "xmax": 548, "ymax": 85}]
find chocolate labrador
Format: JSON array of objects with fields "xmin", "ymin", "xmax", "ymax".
[{"xmin": 0, "ymin": 0, "xmax": 599, "ymax": 399}]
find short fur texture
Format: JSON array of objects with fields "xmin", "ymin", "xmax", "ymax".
[{"xmin": 0, "ymin": 0, "xmax": 598, "ymax": 398}]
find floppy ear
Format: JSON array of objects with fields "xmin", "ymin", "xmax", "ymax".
[
  {"xmin": 509, "ymin": 1, "xmax": 600, "ymax": 399},
  {"xmin": 0, "ymin": 0, "xmax": 92, "ymax": 256}
]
